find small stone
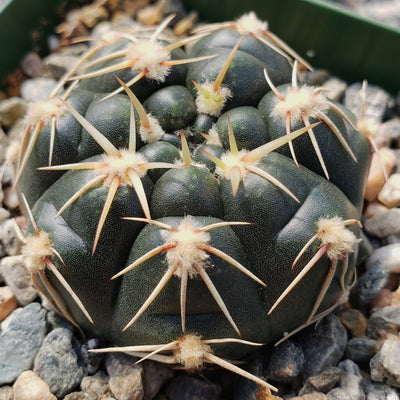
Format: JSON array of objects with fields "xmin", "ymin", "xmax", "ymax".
[
  {"xmin": 0, "ymin": 97, "xmax": 27, "ymax": 128},
  {"xmin": 364, "ymin": 206, "xmax": 400, "ymax": 239},
  {"xmin": 142, "ymin": 360, "xmax": 173, "ymax": 400},
  {"xmin": 105, "ymin": 352, "xmax": 144, "ymax": 400},
  {"xmin": 63, "ymin": 391, "xmax": 95, "ymax": 400},
  {"xmin": 44, "ymin": 53, "xmax": 81, "ymax": 80},
  {"xmin": 299, "ymin": 367, "xmax": 342, "ymax": 395},
  {"xmin": 232, "ymin": 358, "xmax": 266, "ymax": 400},
  {"xmin": 364, "ymin": 148, "xmax": 396, "ymax": 202},
  {"xmin": 355, "ymin": 262, "xmax": 389, "ymax": 306},
  {"xmin": 80, "ymin": 338, "xmax": 104, "ymax": 375},
  {"xmin": 290, "ymin": 392, "xmax": 330, "ymax": 400},
  {"xmin": 370, "ymin": 334, "xmax": 400, "ymax": 387},
  {"xmin": 367, "ymin": 306, "xmax": 400, "ymax": 338},
  {"xmin": 46, "ymin": 309, "xmax": 75, "ymax": 332},
  {"xmin": 377, "ymin": 118, "xmax": 400, "ymax": 148},
  {"xmin": 0, "ymin": 302, "xmax": 47, "ymax": 385},
  {"xmin": 0, "ymin": 208, "xmax": 10, "ymax": 224},
  {"xmin": 34, "ymin": 327, "xmax": 86, "ymax": 398},
  {"xmin": 12, "ymin": 371, "xmax": 56, "ymax": 400},
  {"xmin": 0, "ymin": 255, "xmax": 37, "ymax": 305},
  {"xmin": 80, "ymin": 371, "xmax": 109, "ymax": 398},
  {"xmin": 378, "ymin": 173, "xmax": 400, "ymax": 208},
  {"xmin": 2, "ymin": 186, "xmax": 19, "ymax": 210},
  {"xmin": 299, "ymin": 315, "xmax": 348, "ymax": 380},
  {"xmin": 338, "ymin": 308, "xmax": 367, "ymax": 337},
  {"xmin": 346, "ymin": 337, "xmax": 378, "ymax": 364},
  {"xmin": 267, "ymin": 340, "xmax": 305, "ymax": 383},
  {"xmin": 0, "ymin": 286, "xmax": 17, "ymax": 321},
  {"xmin": 21, "ymin": 52, "xmax": 44, "ymax": 77},
  {"xmin": 326, "ymin": 387, "xmax": 349, "ymax": 400},
  {"xmin": 164, "ymin": 375, "xmax": 221, "ymax": 400},
  {"xmin": 0, "ymin": 386, "xmax": 12, "ymax": 400},
  {"xmin": 20, "ymin": 77, "xmax": 58, "ymax": 102},
  {"xmin": 366, "ymin": 244, "xmax": 400, "ymax": 274},
  {"xmin": 0, "ymin": 307, "xmax": 22, "ymax": 331},
  {"xmin": 344, "ymin": 82, "xmax": 393, "ymax": 122},
  {"xmin": 362, "ymin": 378, "xmax": 400, "ymax": 400},
  {"xmin": 303, "ymin": 69, "xmax": 330, "ymax": 86},
  {"xmin": 322, "ymin": 78, "xmax": 347, "ymax": 102},
  {"xmin": 337, "ymin": 360, "xmax": 364, "ymax": 400},
  {"xmin": 0, "ymin": 219, "xmax": 24, "ymax": 256}
]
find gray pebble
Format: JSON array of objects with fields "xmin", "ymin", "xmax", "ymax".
[
  {"xmin": 322, "ymin": 78, "xmax": 347, "ymax": 102},
  {"xmin": 0, "ymin": 219, "xmax": 24, "ymax": 256},
  {"xmin": 0, "ymin": 255, "xmax": 37, "ymax": 305},
  {"xmin": 327, "ymin": 387, "xmax": 350, "ymax": 400},
  {"xmin": 46, "ymin": 309, "xmax": 75, "ymax": 332},
  {"xmin": 290, "ymin": 392, "xmax": 330, "ymax": 399},
  {"xmin": 362, "ymin": 378, "xmax": 400, "ymax": 400},
  {"xmin": 344, "ymin": 83, "xmax": 394, "ymax": 122},
  {"xmin": 164, "ymin": 375, "xmax": 221, "ymax": 400},
  {"xmin": 0, "ymin": 306, "xmax": 22, "ymax": 331},
  {"xmin": 62, "ymin": 391, "xmax": 95, "ymax": 400},
  {"xmin": 80, "ymin": 338, "xmax": 104, "ymax": 375},
  {"xmin": 355, "ymin": 262, "xmax": 389, "ymax": 306},
  {"xmin": 232, "ymin": 358, "xmax": 265, "ymax": 400},
  {"xmin": 299, "ymin": 315, "xmax": 348, "ymax": 380},
  {"xmin": 370, "ymin": 335, "xmax": 400, "ymax": 388},
  {"xmin": 267, "ymin": 340, "xmax": 305, "ymax": 383},
  {"xmin": 299, "ymin": 367, "xmax": 342, "ymax": 395},
  {"xmin": 337, "ymin": 360, "xmax": 364, "ymax": 400},
  {"xmin": 0, "ymin": 302, "xmax": 47, "ymax": 385},
  {"xmin": 105, "ymin": 352, "xmax": 144, "ymax": 400},
  {"xmin": 364, "ymin": 207, "xmax": 400, "ymax": 238},
  {"xmin": 365, "ymin": 244, "xmax": 400, "ymax": 273},
  {"xmin": 33, "ymin": 327, "xmax": 86, "ymax": 398},
  {"xmin": 367, "ymin": 306, "xmax": 400, "ymax": 338},
  {"xmin": 21, "ymin": 52, "xmax": 44, "ymax": 78},
  {"xmin": 142, "ymin": 360, "xmax": 173, "ymax": 400},
  {"xmin": 20, "ymin": 77, "xmax": 58, "ymax": 102},
  {"xmin": 0, "ymin": 97, "xmax": 27, "ymax": 128},
  {"xmin": 44, "ymin": 53, "xmax": 81, "ymax": 80},
  {"xmin": 346, "ymin": 337, "xmax": 378, "ymax": 364}
]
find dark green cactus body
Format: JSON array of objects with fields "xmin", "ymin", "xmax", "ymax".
[{"xmin": 17, "ymin": 21, "xmax": 370, "ymax": 360}]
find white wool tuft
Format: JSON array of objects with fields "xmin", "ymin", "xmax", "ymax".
[
  {"xmin": 22, "ymin": 231, "xmax": 53, "ymax": 274},
  {"xmin": 195, "ymin": 81, "xmax": 232, "ymax": 117},
  {"xmin": 139, "ymin": 114, "xmax": 165, "ymax": 143},
  {"xmin": 317, "ymin": 217, "xmax": 360, "ymax": 260},
  {"xmin": 235, "ymin": 12, "xmax": 268, "ymax": 34},
  {"xmin": 25, "ymin": 98, "xmax": 65, "ymax": 126},
  {"xmin": 174, "ymin": 334, "xmax": 211, "ymax": 369}
]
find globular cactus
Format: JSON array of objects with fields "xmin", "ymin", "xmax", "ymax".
[{"xmin": 15, "ymin": 12, "xmax": 371, "ymax": 390}]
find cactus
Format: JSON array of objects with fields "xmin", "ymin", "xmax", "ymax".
[{"xmin": 15, "ymin": 12, "xmax": 371, "ymax": 390}]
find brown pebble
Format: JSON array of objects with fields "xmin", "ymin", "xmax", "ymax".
[
  {"xmin": 365, "ymin": 148, "xmax": 396, "ymax": 202},
  {"xmin": 0, "ymin": 286, "xmax": 17, "ymax": 321},
  {"xmin": 378, "ymin": 173, "xmax": 400, "ymax": 208},
  {"xmin": 370, "ymin": 289, "xmax": 394, "ymax": 309},
  {"xmin": 338, "ymin": 308, "xmax": 367, "ymax": 337}
]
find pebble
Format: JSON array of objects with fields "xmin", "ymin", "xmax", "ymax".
[
  {"xmin": 322, "ymin": 78, "xmax": 347, "ymax": 102},
  {"xmin": 33, "ymin": 327, "xmax": 86, "ymax": 398},
  {"xmin": 299, "ymin": 367, "xmax": 342, "ymax": 395},
  {"xmin": 0, "ymin": 208, "xmax": 10, "ymax": 224},
  {"xmin": 232, "ymin": 358, "xmax": 265, "ymax": 400},
  {"xmin": 12, "ymin": 370, "xmax": 56, "ymax": 400},
  {"xmin": 2, "ymin": 186, "xmax": 19, "ymax": 210},
  {"xmin": 364, "ymin": 148, "xmax": 397, "ymax": 202},
  {"xmin": 377, "ymin": 118, "xmax": 400, "ymax": 148},
  {"xmin": 370, "ymin": 334, "xmax": 400, "ymax": 388},
  {"xmin": 142, "ymin": 360, "xmax": 174, "ymax": 400},
  {"xmin": 0, "ymin": 302, "xmax": 47, "ymax": 385},
  {"xmin": 21, "ymin": 52, "xmax": 45, "ymax": 78},
  {"xmin": 362, "ymin": 378, "xmax": 400, "ymax": 400},
  {"xmin": 0, "ymin": 255, "xmax": 37, "ymax": 305},
  {"xmin": 290, "ymin": 392, "xmax": 330, "ymax": 399},
  {"xmin": 346, "ymin": 337, "xmax": 379, "ymax": 364},
  {"xmin": 338, "ymin": 308, "xmax": 367, "ymax": 337},
  {"xmin": 299, "ymin": 315, "xmax": 348, "ymax": 380},
  {"xmin": 364, "ymin": 204, "xmax": 400, "ymax": 238},
  {"xmin": 378, "ymin": 173, "xmax": 400, "ymax": 208},
  {"xmin": 44, "ymin": 53, "xmax": 81, "ymax": 80},
  {"xmin": 20, "ymin": 77, "xmax": 58, "ymax": 102},
  {"xmin": 0, "ymin": 386, "xmax": 12, "ymax": 400},
  {"xmin": 0, "ymin": 97, "xmax": 27, "ymax": 128},
  {"xmin": 0, "ymin": 219, "xmax": 24, "ymax": 256},
  {"xmin": 80, "ymin": 338, "xmax": 104, "ymax": 375},
  {"xmin": 337, "ymin": 360, "xmax": 364, "ymax": 400},
  {"xmin": 105, "ymin": 352, "xmax": 144, "ymax": 400},
  {"xmin": 267, "ymin": 340, "xmax": 305, "ymax": 383},
  {"xmin": 80, "ymin": 371, "xmax": 109, "ymax": 398},
  {"xmin": 63, "ymin": 391, "xmax": 95, "ymax": 400},
  {"xmin": 0, "ymin": 286, "xmax": 17, "ymax": 321},
  {"xmin": 366, "ymin": 306, "xmax": 400, "ymax": 338},
  {"xmin": 164, "ymin": 375, "xmax": 221, "ymax": 400},
  {"xmin": 366, "ymin": 244, "xmax": 400, "ymax": 273},
  {"xmin": 344, "ymin": 83, "xmax": 393, "ymax": 122}
]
